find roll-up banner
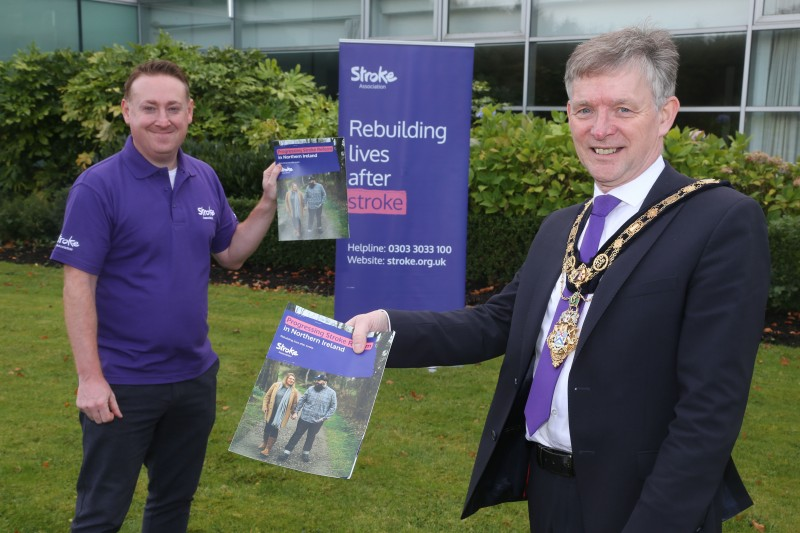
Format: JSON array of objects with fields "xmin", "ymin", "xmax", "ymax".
[{"xmin": 334, "ymin": 40, "xmax": 475, "ymax": 321}]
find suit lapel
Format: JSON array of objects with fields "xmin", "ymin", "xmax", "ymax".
[{"xmin": 576, "ymin": 165, "xmax": 692, "ymax": 352}]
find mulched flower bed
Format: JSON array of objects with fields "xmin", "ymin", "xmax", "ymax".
[{"xmin": 3, "ymin": 242, "xmax": 797, "ymax": 347}]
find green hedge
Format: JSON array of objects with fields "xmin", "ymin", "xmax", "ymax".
[
  {"xmin": 0, "ymin": 188, "xmax": 796, "ymax": 312},
  {"xmin": 0, "ymin": 34, "xmax": 338, "ymax": 197},
  {"xmin": 214, "ymin": 197, "xmax": 799, "ymax": 313},
  {"xmin": 767, "ymin": 216, "xmax": 800, "ymax": 312},
  {"xmin": 0, "ymin": 189, "xmax": 69, "ymax": 244}
]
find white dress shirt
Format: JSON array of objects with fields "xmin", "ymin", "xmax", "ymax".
[{"xmin": 527, "ymin": 157, "xmax": 665, "ymax": 451}]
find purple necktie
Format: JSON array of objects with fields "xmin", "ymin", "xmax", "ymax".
[{"xmin": 524, "ymin": 194, "xmax": 621, "ymax": 435}]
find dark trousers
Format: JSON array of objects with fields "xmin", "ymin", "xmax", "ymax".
[
  {"xmin": 71, "ymin": 361, "xmax": 218, "ymax": 533},
  {"xmin": 263, "ymin": 422, "xmax": 280, "ymax": 441},
  {"xmin": 526, "ymin": 444, "xmax": 722, "ymax": 533},
  {"xmin": 284, "ymin": 418, "xmax": 324, "ymax": 452},
  {"xmin": 528, "ymin": 444, "xmax": 586, "ymax": 533},
  {"xmin": 308, "ymin": 207, "xmax": 322, "ymax": 231}
]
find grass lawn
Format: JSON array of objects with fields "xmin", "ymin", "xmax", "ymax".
[{"xmin": 0, "ymin": 262, "xmax": 797, "ymax": 532}]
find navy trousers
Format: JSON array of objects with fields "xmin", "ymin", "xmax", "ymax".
[{"xmin": 71, "ymin": 361, "xmax": 218, "ymax": 533}]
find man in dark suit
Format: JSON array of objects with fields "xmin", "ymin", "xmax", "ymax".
[{"xmin": 347, "ymin": 26, "xmax": 770, "ymax": 532}]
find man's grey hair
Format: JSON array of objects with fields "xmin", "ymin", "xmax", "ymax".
[{"xmin": 564, "ymin": 26, "xmax": 679, "ymax": 109}]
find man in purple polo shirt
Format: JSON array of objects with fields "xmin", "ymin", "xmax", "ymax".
[{"xmin": 51, "ymin": 59, "xmax": 280, "ymax": 532}]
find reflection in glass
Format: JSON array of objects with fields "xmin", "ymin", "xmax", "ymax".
[
  {"xmin": 530, "ymin": 0, "xmax": 747, "ymax": 38},
  {"xmin": 747, "ymin": 29, "xmax": 800, "ymax": 161},
  {"xmin": 140, "ymin": 0, "xmax": 232, "ymax": 48},
  {"xmin": 526, "ymin": 34, "xmax": 745, "ymax": 109},
  {"xmin": 239, "ymin": 0, "xmax": 361, "ymax": 49},
  {"xmin": 526, "ymin": 41, "xmax": 576, "ymax": 107},
  {"xmin": 81, "ymin": 1, "xmax": 138, "ymax": 52},
  {"xmin": 0, "ymin": 0, "xmax": 80, "ymax": 59},
  {"xmin": 448, "ymin": 0, "xmax": 522, "ymax": 34},
  {"xmin": 674, "ymin": 33, "xmax": 744, "ymax": 107},
  {"xmin": 746, "ymin": 113, "xmax": 799, "ymax": 163},
  {"xmin": 674, "ymin": 112, "xmax": 740, "ymax": 141},
  {"xmin": 762, "ymin": 0, "xmax": 800, "ymax": 16},
  {"xmin": 370, "ymin": 0, "xmax": 434, "ymax": 38},
  {"xmin": 749, "ymin": 30, "xmax": 800, "ymax": 107},
  {"xmin": 474, "ymin": 44, "xmax": 524, "ymax": 107},
  {"xmin": 270, "ymin": 51, "xmax": 340, "ymax": 98}
]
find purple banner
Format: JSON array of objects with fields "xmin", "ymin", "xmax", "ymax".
[
  {"xmin": 266, "ymin": 308, "xmax": 378, "ymax": 378},
  {"xmin": 334, "ymin": 41, "xmax": 474, "ymax": 320}
]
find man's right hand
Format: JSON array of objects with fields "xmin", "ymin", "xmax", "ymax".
[
  {"xmin": 346, "ymin": 310, "xmax": 390, "ymax": 354},
  {"xmin": 76, "ymin": 375, "xmax": 123, "ymax": 424}
]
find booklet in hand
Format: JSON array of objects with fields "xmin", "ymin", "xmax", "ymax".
[
  {"xmin": 229, "ymin": 303, "xmax": 394, "ymax": 479},
  {"xmin": 274, "ymin": 137, "xmax": 349, "ymax": 242}
]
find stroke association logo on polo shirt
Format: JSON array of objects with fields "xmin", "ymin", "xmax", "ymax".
[
  {"xmin": 55, "ymin": 234, "xmax": 80, "ymax": 252},
  {"xmin": 350, "ymin": 65, "xmax": 398, "ymax": 90},
  {"xmin": 197, "ymin": 206, "xmax": 216, "ymax": 221}
]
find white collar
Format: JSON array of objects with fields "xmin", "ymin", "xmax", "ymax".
[{"xmin": 593, "ymin": 156, "xmax": 664, "ymax": 211}]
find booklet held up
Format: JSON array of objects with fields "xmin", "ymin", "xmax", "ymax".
[
  {"xmin": 274, "ymin": 137, "xmax": 349, "ymax": 241},
  {"xmin": 229, "ymin": 303, "xmax": 394, "ymax": 479}
]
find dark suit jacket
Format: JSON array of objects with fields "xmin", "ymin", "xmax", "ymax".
[{"xmin": 387, "ymin": 164, "xmax": 770, "ymax": 532}]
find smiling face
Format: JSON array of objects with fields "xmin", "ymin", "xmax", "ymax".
[
  {"xmin": 567, "ymin": 67, "xmax": 679, "ymax": 192},
  {"xmin": 121, "ymin": 74, "xmax": 193, "ymax": 169}
]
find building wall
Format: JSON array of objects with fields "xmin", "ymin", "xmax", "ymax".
[{"xmin": 2, "ymin": 0, "xmax": 799, "ymax": 162}]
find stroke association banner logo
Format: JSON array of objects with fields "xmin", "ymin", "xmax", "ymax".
[
  {"xmin": 334, "ymin": 40, "xmax": 474, "ymax": 320},
  {"xmin": 350, "ymin": 65, "xmax": 398, "ymax": 89}
]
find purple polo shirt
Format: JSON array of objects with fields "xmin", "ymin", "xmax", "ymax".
[{"xmin": 51, "ymin": 137, "xmax": 238, "ymax": 384}]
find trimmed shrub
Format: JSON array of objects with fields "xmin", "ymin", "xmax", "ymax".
[
  {"xmin": 0, "ymin": 188, "xmax": 68, "ymax": 244},
  {"xmin": 469, "ymin": 109, "xmax": 593, "ymax": 217},
  {"xmin": 0, "ymin": 47, "xmax": 89, "ymax": 195},
  {"xmin": 664, "ymin": 127, "xmax": 800, "ymax": 220},
  {"xmin": 767, "ymin": 216, "xmax": 800, "ymax": 312}
]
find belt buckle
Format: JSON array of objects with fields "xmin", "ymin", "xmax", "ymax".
[{"xmin": 536, "ymin": 443, "xmax": 574, "ymax": 477}]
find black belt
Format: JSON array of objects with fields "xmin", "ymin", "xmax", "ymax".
[{"xmin": 534, "ymin": 442, "xmax": 574, "ymax": 477}]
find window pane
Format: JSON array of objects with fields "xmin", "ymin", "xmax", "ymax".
[
  {"xmin": 81, "ymin": 0, "xmax": 138, "ymax": 51},
  {"xmin": 475, "ymin": 44, "xmax": 524, "ymax": 107},
  {"xmin": 674, "ymin": 112, "xmax": 740, "ymax": 141},
  {"xmin": 748, "ymin": 29, "xmax": 800, "ymax": 106},
  {"xmin": 140, "ymin": 0, "xmax": 231, "ymax": 48},
  {"xmin": 526, "ymin": 34, "xmax": 745, "ymax": 108},
  {"xmin": 763, "ymin": 0, "xmax": 800, "ymax": 15},
  {"xmin": 531, "ymin": 0, "xmax": 748, "ymax": 38},
  {"xmin": 270, "ymin": 51, "xmax": 340, "ymax": 98},
  {"xmin": 240, "ymin": 0, "xmax": 361, "ymax": 49},
  {"xmin": 0, "ymin": 0, "xmax": 79, "ymax": 59},
  {"xmin": 675, "ymin": 33, "xmax": 744, "ymax": 107},
  {"xmin": 746, "ymin": 112, "xmax": 800, "ymax": 162},
  {"xmin": 526, "ymin": 41, "xmax": 575, "ymax": 107},
  {"xmin": 370, "ymin": 0, "xmax": 434, "ymax": 38},
  {"xmin": 448, "ymin": 0, "xmax": 522, "ymax": 35}
]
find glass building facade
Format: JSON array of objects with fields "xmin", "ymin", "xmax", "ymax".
[{"xmin": 2, "ymin": 0, "xmax": 799, "ymax": 162}]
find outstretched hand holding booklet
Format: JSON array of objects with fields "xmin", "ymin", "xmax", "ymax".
[{"xmin": 229, "ymin": 303, "xmax": 394, "ymax": 479}]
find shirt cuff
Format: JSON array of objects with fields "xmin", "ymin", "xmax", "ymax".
[{"xmin": 379, "ymin": 309, "xmax": 392, "ymax": 331}]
